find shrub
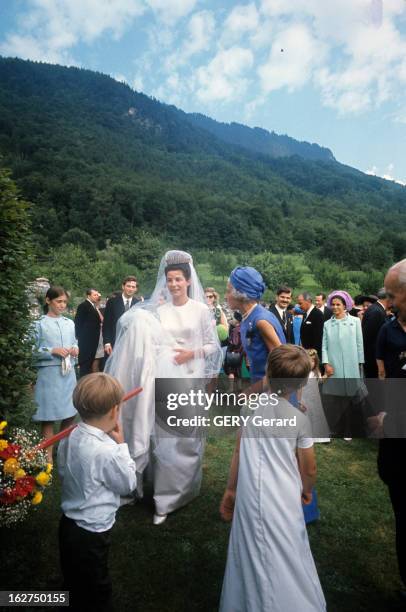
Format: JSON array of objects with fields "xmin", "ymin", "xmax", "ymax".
[{"xmin": 0, "ymin": 167, "xmax": 36, "ymax": 426}]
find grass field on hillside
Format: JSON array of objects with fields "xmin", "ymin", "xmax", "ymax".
[
  {"xmin": 1, "ymin": 437, "xmax": 403, "ymax": 612},
  {"xmin": 196, "ymin": 255, "xmax": 323, "ymax": 301}
]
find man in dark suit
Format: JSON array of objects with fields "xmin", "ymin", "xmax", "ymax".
[
  {"xmin": 103, "ymin": 276, "xmax": 140, "ymax": 355},
  {"xmin": 298, "ymin": 292, "xmax": 324, "ymax": 360},
  {"xmin": 269, "ymin": 285, "xmax": 294, "ymax": 343},
  {"xmin": 362, "ymin": 288, "xmax": 391, "ymax": 378},
  {"xmin": 75, "ymin": 288, "xmax": 104, "ymax": 377},
  {"xmin": 315, "ymin": 292, "xmax": 332, "ymax": 321},
  {"xmin": 377, "ymin": 260, "xmax": 406, "ymax": 600}
]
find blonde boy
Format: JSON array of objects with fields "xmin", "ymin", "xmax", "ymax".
[{"xmin": 58, "ymin": 373, "xmax": 137, "ymax": 611}]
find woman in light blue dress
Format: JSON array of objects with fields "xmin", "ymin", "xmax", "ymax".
[
  {"xmin": 321, "ymin": 290, "xmax": 364, "ymax": 437},
  {"xmin": 33, "ymin": 286, "xmax": 78, "ymax": 461}
]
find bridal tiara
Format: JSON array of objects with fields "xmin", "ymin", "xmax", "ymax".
[{"xmin": 165, "ymin": 250, "xmax": 193, "ymax": 265}]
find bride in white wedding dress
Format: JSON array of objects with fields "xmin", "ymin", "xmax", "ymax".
[{"xmin": 105, "ymin": 250, "xmax": 222, "ymax": 524}]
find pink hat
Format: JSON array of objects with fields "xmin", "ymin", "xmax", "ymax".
[{"xmin": 327, "ymin": 290, "xmax": 353, "ymax": 311}]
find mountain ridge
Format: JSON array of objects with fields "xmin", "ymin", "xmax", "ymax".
[
  {"xmin": 0, "ymin": 56, "xmax": 405, "ymax": 269},
  {"xmin": 181, "ymin": 112, "xmax": 335, "ymax": 162}
]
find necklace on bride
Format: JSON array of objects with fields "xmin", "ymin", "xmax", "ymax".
[{"xmin": 241, "ymin": 303, "xmax": 258, "ymax": 321}]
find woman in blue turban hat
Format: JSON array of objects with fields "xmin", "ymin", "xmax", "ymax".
[{"xmin": 227, "ymin": 266, "xmax": 286, "ymax": 383}]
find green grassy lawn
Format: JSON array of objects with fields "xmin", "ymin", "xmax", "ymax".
[
  {"xmin": 1, "ymin": 438, "xmax": 403, "ymax": 611},
  {"xmin": 195, "ymin": 262, "xmax": 230, "ymax": 294},
  {"xmin": 284, "ymin": 253, "xmax": 320, "ymax": 295}
]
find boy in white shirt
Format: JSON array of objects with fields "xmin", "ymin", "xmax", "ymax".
[{"xmin": 58, "ymin": 373, "xmax": 137, "ymax": 611}]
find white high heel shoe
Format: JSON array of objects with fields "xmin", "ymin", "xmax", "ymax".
[{"xmin": 153, "ymin": 513, "xmax": 168, "ymax": 525}]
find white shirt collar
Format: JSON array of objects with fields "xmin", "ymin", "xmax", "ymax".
[
  {"xmin": 275, "ymin": 304, "xmax": 285, "ymax": 317},
  {"xmin": 77, "ymin": 421, "xmax": 110, "ymax": 441},
  {"xmin": 305, "ymin": 304, "xmax": 315, "ymax": 319}
]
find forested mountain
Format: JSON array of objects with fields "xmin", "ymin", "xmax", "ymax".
[
  {"xmin": 183, "ymin": 113, "xmax": 335, "ymax": 161},
  {"xmin": 0, "ymin": 56, "xmax": 405, "ymax": 270}
]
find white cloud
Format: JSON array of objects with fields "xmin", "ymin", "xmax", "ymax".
[
  {"xmin": 113, "ymin": 73, "xmax": 129, "ymax": 84},
  {"xmin": 382, "ymin": 162, "xmax": 406, "ymax": 186},
  {"xmin": 164, "ymin": 10, "xmax": 216, "ymax": 73},
  {"xmin": 146, "ymin": 23, "xmax": 176, "ymax": 53},
  {"xmin": 243, "ymin": 94, "xmax": 267, "ymax": 119},
  {"xmin": 145, "ymin": 0, "xmax": 197, "ymax": 26},
  {"xmin": 184, "ymin": 11, "xmax": 216, "ymax": 57},
  {"xmin": 132, "ymin": 75, "xmax": 145, "ymax": 92},
  {"xmin": 221, "ymin": 4, "xmax": 259, "ymax": 44},
  {"xmin": 0, "ymin": 0, "xmax": 145, "ymax": 64},
  {"xmin": 258, "ymin": 24, "xmax": 326, "ymax": 93},
  {"xmin": 166, "ymin": 73, "xmax": 181, "ymax": 89},
  {"xmin": 124, "ymin": 0, "xmax": 406, "ymax": 122},
  {"xmin": 0, "ymin": 33, "xmax": 75, "ymax": 64},
  {"xmin": 195, "ymin": 46, "xmax": 254, "ymax": 103},
  {"xmin": 366, "ymin": 163, "xmax": 406, "ymax": 186},
  {"xmin": 316, "ymin": 68, "xmax": 373, "ymax": 114},
  {"xmin": 314, "ymin": 18, "xmax": 406, "ymax": 113},
  {"xmin": 366, "ymin": 165, "xmax": 378, "ymax": 176},
  {"xmin": 255, "ymin": 0, "xmax": 406, "ymax": 114},
  {"xmin": 392, "ymin": 107, "xmax": 406, "ymax": 124},
  {"xmin": 149, "ymin": 71, "xmax": 190, "ymax": 106},
  {"xmin": 248, "ymin": 18, "xmax": 273, "ymax": 49}
]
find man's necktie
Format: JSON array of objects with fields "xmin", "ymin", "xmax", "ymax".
[
  {"xmin": 282, "ymin": 309, "xmax": 287, "ymax": 329},
  {"xmin": 125, "ymin": 299, "xmax": 130, "ymax": 311}
]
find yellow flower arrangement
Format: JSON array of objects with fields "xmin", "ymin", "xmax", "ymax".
[
  {"xmin": 3, "ymin": 458, "xmax": 20, "ymax": 475},
  {"xmin": 32, "ymin": 491, "xmax": 43, "ymax": 505},
  {"xmin": 0, "ymin": 425, "xmax": 54, "ymax": 526},
  {"xmin": 36, "ymin": 471, "xmax": 51, "ymax": 486}
]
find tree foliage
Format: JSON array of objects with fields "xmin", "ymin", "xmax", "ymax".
[
  {"xmin": 209, "ymin": 252, "xmax": 238, "ymax": 279},
  {"xmin": 33, "ymin": 244, "xmax": 97, "ymax": 294},
  {"xmin": 308, "ymin": 257, "xmax": 386, "ymax": 295},
  {"xmin": 61, "ymin": 228, "xmax": 97, "ymax": 254},
  {"xmin": 249, "ymin": 252, "xmax": 303, "ymax": 292},
  {"xmin": 0, "ymin": 57, "xmax": 405, "ymax": 272},
  {"xmin": 120, "ymin": 229, "xmax": 165, "ymax": 273},
  {"xmin": 0, "ymin": 166, "xmax": 35, "ymax": 426},
  {"xmin": 32, "ymin": 229, "xmax": 166, "ymax": 299}
]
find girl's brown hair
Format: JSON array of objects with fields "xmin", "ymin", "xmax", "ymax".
[{"xmin": 44, "ymin": 286, "xmax": 68, "ymax": 313}]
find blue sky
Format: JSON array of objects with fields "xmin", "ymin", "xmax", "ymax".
[{"xmin": 1, "ymin": 0, "xmax": 406, "ymax": 183}]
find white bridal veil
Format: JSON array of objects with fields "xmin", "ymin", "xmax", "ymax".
[{"xmin": 104, "ymin": 250, "xmax": 223, "ymax": 476}]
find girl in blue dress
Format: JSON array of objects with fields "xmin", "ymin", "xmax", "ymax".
[{"xmin": 33, "ymin": 286, "xmax": 78, "ymax": 461}]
